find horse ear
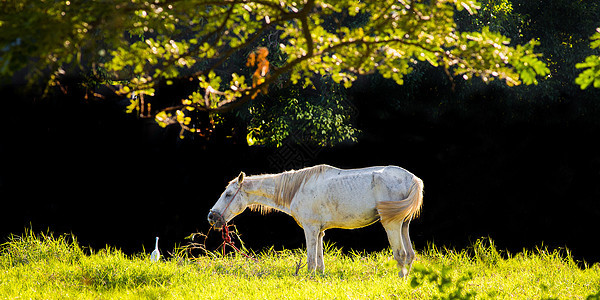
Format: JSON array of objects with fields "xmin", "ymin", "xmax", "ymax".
[{"xmin": 237, "ymin": 171, "xmax": 245, "ymax": 184}]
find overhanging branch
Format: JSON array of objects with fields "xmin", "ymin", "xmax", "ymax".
[{"xmin": 210, "ymin": 36, "xmax": 446, "ymax": 113}]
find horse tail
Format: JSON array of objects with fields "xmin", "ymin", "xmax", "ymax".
[{"xmin": 376, "ymin": 176, "xmax": 424, "ymax": 226}]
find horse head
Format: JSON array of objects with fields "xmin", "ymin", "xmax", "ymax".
[{"xmin": 207, "ymin": 171, "xmax": 247, "ymax": 229}]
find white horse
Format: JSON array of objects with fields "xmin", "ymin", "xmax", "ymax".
[{"xmin": 207, "ymin": 164, "xmax": 423, "ymax": 277}]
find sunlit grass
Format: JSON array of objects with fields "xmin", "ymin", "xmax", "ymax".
[{"xmin": 1, "ymin": 231, "xmax": 598, "ymax": 299}]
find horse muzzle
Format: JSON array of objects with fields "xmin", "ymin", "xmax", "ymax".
[{"xmin": 207, "ymin": 210, "xmax": 226, "ymax": 229}]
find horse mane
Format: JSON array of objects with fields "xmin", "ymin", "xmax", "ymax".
[{"xmin": 249, "ymin": 164, "xmax": 330, "ymax": 214}]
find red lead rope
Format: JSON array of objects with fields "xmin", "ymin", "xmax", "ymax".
[
  {"xmin": 214, "ymin": 181, "xmax": 257, "ymax": 261},
  {"xmin": 220, "ymin": 224, "xmax": 257, "ymax": 262}
]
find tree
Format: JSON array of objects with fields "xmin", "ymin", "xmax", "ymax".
[
  {"xmin": 576, "ymin": 28, "xmax": 600, "ymax": 90},
  {"xmin": 1, "ymin": 0, "xmax": 549, "ymax": 143}
]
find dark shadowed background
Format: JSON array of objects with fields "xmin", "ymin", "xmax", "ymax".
[{"xmin": 2, "ymin": 72, "xmax": 599, "ymax": 264}]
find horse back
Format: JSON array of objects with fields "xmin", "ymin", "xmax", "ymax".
[{"xmin": 291, "ymin": 166, "xmax": 419, "ymax": 229}]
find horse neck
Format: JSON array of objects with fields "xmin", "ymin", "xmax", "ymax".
[{"xmin": 244, "ymin": 174, "xmax": 290, "ymax": 213}]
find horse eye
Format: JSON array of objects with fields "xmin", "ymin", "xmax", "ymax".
[{"xmin": 225, "ymin": 192, "xmax": 232, "ymax": 197}]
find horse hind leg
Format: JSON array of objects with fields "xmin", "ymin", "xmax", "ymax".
[
  {"xmin": 382, "ymin": 221, "xmax": 409, "ymax": 277},
  {"xmin": 401, "ymin": 220, "xmax": 415, "ymax": 273}
]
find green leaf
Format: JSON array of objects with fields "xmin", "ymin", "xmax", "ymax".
[
  {"xmin": 410, "ymin": 278, "xmax": 421, "ymax": 288},
  {"xmin": 164, "ymin": 23, "xmax": 175, "ymax": 32},
  {"xmin": 590, "ymin": 30, "xmax": 600, "ymax": 49},
  {"xmin": 575, "ymin": 69, "xmax": 594, "ymax": 90},
  {"xmin": 455, "ymin": 0, "xmax": 481, "ymax": 15},
  {"xmin": 125, "ymin": 98, "xmax": 138, "ymax": 114},
  {"xmin": 575, "ymin": 55, "xmax": 600, "ymax": 89}
]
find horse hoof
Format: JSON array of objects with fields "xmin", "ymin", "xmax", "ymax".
[{"xmin": 399, "ymin": 267, "xmax": 409, "ymax": 278}]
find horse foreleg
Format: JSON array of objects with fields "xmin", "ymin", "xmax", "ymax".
[
  {"xmin": 316, "ymin": 230, "xmax": 325, "ymax": 272},
  {"xmin": 383, "ymin": 221, "xmax": 408, "ymax": 277},
  {"xmin": 303, "ymin": 225, "xmax": 319, "ymax": 272}
]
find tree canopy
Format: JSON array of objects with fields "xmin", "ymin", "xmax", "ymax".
[
  {"xmin": 1, "ymin": 0, "xmax": 552, "ymax": 144},
  {"xmin": 576, "ymin": 28, "xmax": 600, "ymax": 90}
]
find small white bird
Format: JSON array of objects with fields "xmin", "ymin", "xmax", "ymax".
[{"xmin": 150, "ymin": 237, "xmax": 160, "ymax": 262}]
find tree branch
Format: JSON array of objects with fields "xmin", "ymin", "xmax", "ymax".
[
  {"xmin": 209, "ymin": 36, "xmax": 446, "ymax": 113},
  {"xmin": 301, "ymin": 17, "xmax": 314, "ymax": 57},
  {"xmin": 157, "ymin": 0, "xmax": 446, "ymax": 114},
  {"xmin": 187, "ymin": 23, "xmax": 275, "ymax": 81}
]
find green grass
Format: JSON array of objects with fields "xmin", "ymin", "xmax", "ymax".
[{"xmin": 1, "ymin": 231, "xmax": 599, "ymax": 299}]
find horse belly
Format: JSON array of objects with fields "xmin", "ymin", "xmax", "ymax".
[{"xmin": 295, "ymin": 178, "xmax": 379, "ymax": 229}]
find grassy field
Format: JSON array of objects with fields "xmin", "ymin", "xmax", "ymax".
[{"xmin": 1, "ymin": 231, "xmax": 599, "ymax": 299}]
